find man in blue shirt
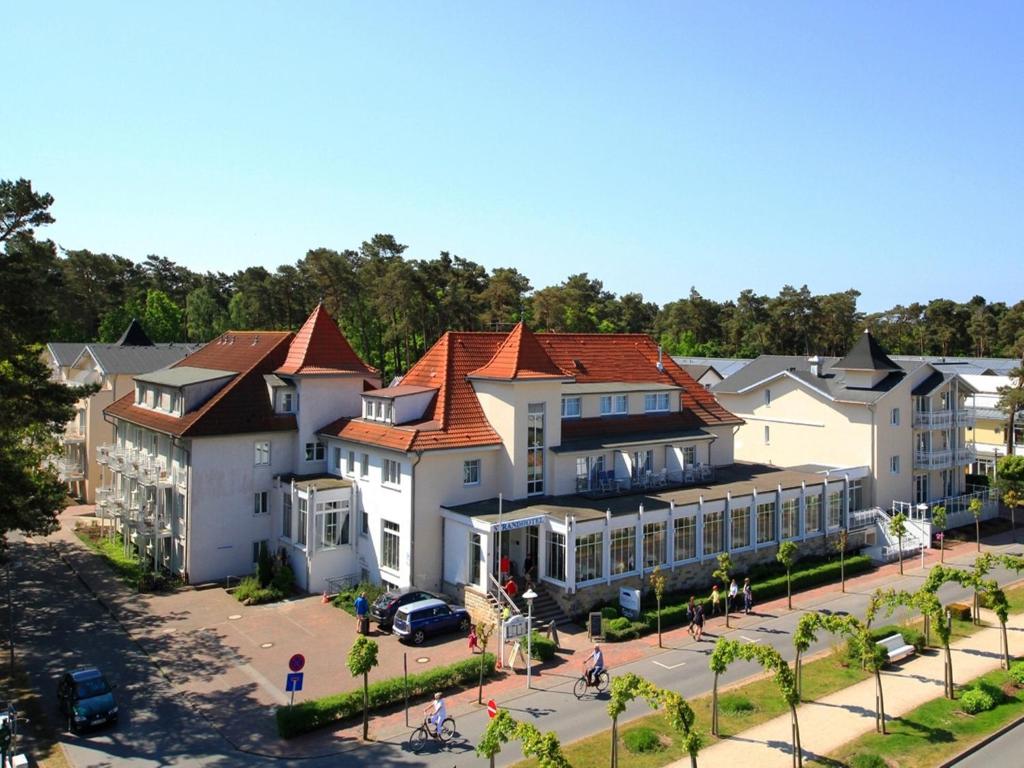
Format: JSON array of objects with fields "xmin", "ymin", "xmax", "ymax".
[{"xmin": 354, "ymin": 592, "xmax": 369, "ymax": 634}]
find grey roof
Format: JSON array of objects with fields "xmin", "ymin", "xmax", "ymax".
[
  {"xmin": 892, "ymin": 355, "xmax": 1020, "ymax": 376},
  {"xmin": 134, "ymin": 366, "xmax": 235, "ymax": 387},
  {"xmin": 834, "ymin": 331, "xmax": 901, "ymax": 371},
  {"xmin": 47, "ymin": 342, "xmax": 87, "ymax": 367},
  {"xmin": 910, "ymin": 370, "xmax": 979, "ymax": 396},
  {"xmin": 115, "ymin": 319, "xmax": 153, "ymax": 346},
  {"xmin": 971, "ymin": 406, "xmax": 1006, "ymax": 421},
  {"xmin": 81, "ymin": 343, "xmax": 199, "ymax": 375},
  {"xmin": 673, "ymin": 357, "xmax": 752, "ymax": 379},
  {"xmin": 712, "ymin": 354, "xmax": 914, "ymax": 404},
  {"xmin": 263, "ymin": 374, "xmax": 291, "ymax": 388},
  {"xmin": 679, "ymin": 364, "xmax": 719, "ymax": 381},
  {"xmin": 552, "ymin": 427, "xmax": 714, "ymax": 454}
]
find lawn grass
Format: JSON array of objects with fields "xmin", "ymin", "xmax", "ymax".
[
  {"xmin": 508, "ymin": 651, "xmax": 870, "ymax": 768},
  {"xmin": 75, "ymin": 526, "xmax": 143, "ymax": 585},
  {"xmin": 810, "ymin": 668, "xmax": 1024, "ymax": 768}
]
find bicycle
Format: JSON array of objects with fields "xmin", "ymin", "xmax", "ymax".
[
  {"xmin": 573, "ymin": 667, "xmax": 610, "ymax": 698},
  {"xmin": 409, "ymin": 715, "xmax": 456, "ymax": 753}
]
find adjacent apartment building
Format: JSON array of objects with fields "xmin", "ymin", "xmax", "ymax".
[{"xmin": 43, "ymin": 321, "xmax": 196, "ymax": 502}]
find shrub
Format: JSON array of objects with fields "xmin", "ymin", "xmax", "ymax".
[
  {"xmin": 1009, "ymin": 661, "xmax": 1024, "ymax": 687},
  {"xmin": 850, "ymin": 754, "xmax": 888, "ymax": 768},
  {"xmin": 960, "ymin": 688, "xmax": 996, "ymax": 714},
  {"xmin": 719, "ymin": 694, "xmax": 755, "ymax": 714},
  {"xmin": 947, "ymin": 602, "xmax": 972, "ymax": 622},
  {"xmin": 277, "ymin": 653, "xmax": 497, "ymax": 738},
  {"xmin": 609, "ymin": 616, "xmax": 632, "ymax": 631},
  {"xmin": 257, "ymin": 546, "xmax": 274, "ymax": 587},
  {"xmin": 604, "ymin": 619, "xmax": 647, "ymax": 642},
  {"xmin": 601, "ymin": 606, "xmax": 619, "ymax": 621},
  {"xmin": 233, "ymin": 576, "xmax": 283, "ymax": 605},
  {"xmin": 529, "ymin": 631, "xmax": 557, "ymax": 662},
  {"xmin": 623, "ymin": 726, "xmax": 663, "ymax": 754},
  {"xmin": 271, "ymin": 564, "xmax": 294, "ymax": 594}
]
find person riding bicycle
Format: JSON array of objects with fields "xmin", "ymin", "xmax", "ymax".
[
  {"xmin": 423, "ymin": 692, "xmax": 447, "ymax": 739},
  {"xmin": 583, "ymin": 644, "xmax": 605, "ymax": 686}
]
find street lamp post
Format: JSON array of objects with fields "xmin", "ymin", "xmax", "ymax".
[{"xmin": 523, "ymin": 587, "xmax": 537, "ymax": 689}]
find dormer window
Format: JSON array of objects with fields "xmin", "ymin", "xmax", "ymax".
[
  {"xmin": 280, "ymin": 391, "xmax": 295, "ymax": 413},
  {"xmin": 561, "ymin": 397, "xmax": 581, "ymax": 419},
  {"xmin": 363, "ymin": 397, "xmax": 394, "ymax": 425},
  {"xmin": 600, "ymin": 395, "xmax": 628, "ymax": 416},
  {"xmin": 644, "ymin": 393, "xmax": 670, "ymax": 413}
]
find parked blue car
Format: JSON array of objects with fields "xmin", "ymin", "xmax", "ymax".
[
  {"xmin": 392, "ymin": 598, "xmax": 471, "ymax": 645},
  {"xmin": 57, "ymin": 667, "xmax": 118, "ymax": 732}
]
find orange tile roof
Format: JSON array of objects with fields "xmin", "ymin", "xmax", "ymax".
[
  {"xmin": 468, "ymin": 323, "xmax": 568, "ymax": 380},
  {"xmin": 276, "ymin": 303, "xmax": 376, "ymax": 376},
  {"xmin": 320, "ymin": 329, "xmax": 740, "ymax": 453},
  {"xmin": 105, "ymin": 332, "xmax": 299, "ymax": 437}
]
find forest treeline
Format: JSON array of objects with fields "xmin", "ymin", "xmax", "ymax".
[{"xmin": 15, "ymin": 204, "xmax": 1024, "ymax": 381}]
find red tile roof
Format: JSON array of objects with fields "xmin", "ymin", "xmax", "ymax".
[
  {"xmin": 105, "ymin": 332, "xmax": 299, "ymax": 437},
  {"xmin": 320, "ymin": 329, "xmax": 740, "ymax": 452},
  {"xmin": 468, "ymin": 323, "xmax": 568, "ymax": 380},
  {"xmin": 276, "ymin": 303, "xmax": 376, "ymax": 376}
]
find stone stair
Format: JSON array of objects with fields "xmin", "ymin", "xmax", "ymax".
[{"xmin": 511, "ymin": 581, "xmax": 572, "ymax": 627}]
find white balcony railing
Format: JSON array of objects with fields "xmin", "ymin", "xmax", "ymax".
[
  {"xmin": 957, "ymin": 444, "xmax": 977, "ymax": 465},
  {"xmin": 56, "ymin": 457, "xmax": 84, "ymax": 480},
  {"xmin": 96, "ymin": 444, "xmax": 115, "ymax": 465},
  {"xmin": 913, "ymin": 408, "xmax": 973, "ymax": 430},
  {"xmin": 62, "ymin": 428, "xmax": 86, "ymax": 444},
  {"xmin": 914, "ymin": 449, "xmax": 953, "ymax": 470},
  {"xmin": 955, "ymin": 409, "xmax": 975, "ymax": 428}
]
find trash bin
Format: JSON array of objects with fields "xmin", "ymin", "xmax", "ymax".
[{"xmin": 359, "ymin": 616, "xmax": 370, "ymax": 635}]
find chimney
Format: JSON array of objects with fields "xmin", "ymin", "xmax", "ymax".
[
  {"xmin": 809, "ymin": 355, "xmax": 821, "ymax": 377},
  {"xmin": 656, "ymin": 345, "xmax": 665, "ymax": 373}
]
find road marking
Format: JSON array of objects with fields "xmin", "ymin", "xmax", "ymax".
[
  {"xmin": 652, "ymin": 660, "xmax": 687, "ymax": 670},
  {"xmin": 740, "ymin": 635, "xmax": 762, "ymax": 643}
]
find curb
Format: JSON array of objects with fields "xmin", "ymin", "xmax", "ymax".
[{"xmin": 939, "ymin": 713, "xmax": 1024, "ymax": 767}]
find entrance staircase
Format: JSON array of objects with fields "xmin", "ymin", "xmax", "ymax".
[{"xmin": 511, "ymin": 581, "xmax": 572, "ymax": 627}]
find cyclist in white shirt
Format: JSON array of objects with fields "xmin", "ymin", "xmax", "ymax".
[{"xmin": 424, "ymin": 691, "xmax": 446, "ymax": 738}]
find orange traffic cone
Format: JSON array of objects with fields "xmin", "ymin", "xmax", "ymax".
[
  {"xmin": 496, "ymin": 654, "xmax": 502, "ymax": 670},
  {"xmin": 321, "ymin": 590, "xmax": 329, "ymax": 604}
]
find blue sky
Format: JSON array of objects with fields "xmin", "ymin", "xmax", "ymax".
[{"xmin": 4, "ymin": 2, "xmax": 1021, "ymax": 312}]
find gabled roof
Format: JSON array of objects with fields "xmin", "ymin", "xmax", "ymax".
[
  {"xmin": 468, "ymin": 323, "xmax": 568, "ymax": 380},
  {"xmin": 46, "ymin": 342, "xmax": 87, "ymax": 367},
  {"xmin": 834, "ymin": 330, "xmax": 901, "ymax": 372},
  {"xmin": 105, "ymin": 332, "xmax": 297, "ymax": 437},
  {"xmin": 679, "ymin": 364, "xmax": 721, "ymax": 381},
  {"xmin": 115, "ymin": 319, "xmax": 153, "ymax": 346},
  {"xmin": 76, "ymin": 342, "xmax": 200, "ymax": 376},
  {"xmin": 276, "ymin": 303, "xmax": 375, "ymax": 376}
]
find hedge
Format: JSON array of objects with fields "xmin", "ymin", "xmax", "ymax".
[
  {"xmin": 601, "ymin": 554, "xmax": 875, "ymax": 643},
  {"xmin": 276, "ymin": 652, "xmax": 497, "ymax": 738}
]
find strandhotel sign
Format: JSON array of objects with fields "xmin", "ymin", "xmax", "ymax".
[{"xmin": 491, "ymin": 515, "xmax": 547, "ymax": 532}]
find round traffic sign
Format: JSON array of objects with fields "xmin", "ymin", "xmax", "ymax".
[
  {"xmin": 487, "ymin": 699, "xmax": 498, "ymax": 718},
  {"xmin": 289, "ymin": 653, "xmax": 306, "ymax": 672}
]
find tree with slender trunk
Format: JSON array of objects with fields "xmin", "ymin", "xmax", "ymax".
[
  {"xmin": 476, "ymin": 709, "xmax": 571, "ymax": 768},
  {"xmin": 833, "ymin": 528, "xmax": 848, "ymax": 592},
  {"xmin": 709, "ymin": 639, "xmax": 742, "ymax": 736},
  {"xmin": 931, "ymin": 505, "xmax": 948, "ymax": 563},
  {"xmin": 996, "ymin": 455, "xmax": 1024, "ymax": 543},
  {"xmin": 661, "ymin": 690, "xmax": 703, "ymax": 768},
  {"xmin": 888, "ymin": 512, "xmax": 908, "ymax": 574},
  {"xmin": 793, "ymin": 612, "xmax": 861, "ymax": 699},
  {"xmin": 713, "ymin": 553, "xmax": 733, "ymax": 628},
  {"xmin": 346, "ymin": 635, "xmax": 379, "ymax": 740},
  {"xmin": 1004, "ymin": 490, "xmax": 1021, "ymax": 543},
  {"xmin": 777, "ymin": 541, "xmax": 798, "ymax": 609},
  {"xmin": 650, "ymin": 566, "xmax": 667, "ymax": 648},
  {"xmin": 476, "ymin": 620, "xmax": 495, "ymax": 703},
  {"xmin": 969, "ymin": 497, "xmax": 984, "ymax": 552}
]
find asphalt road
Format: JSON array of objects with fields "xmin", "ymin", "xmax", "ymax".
[
  {"xmin": 948, "ymin": 718, "xmax": 1024, "ymax": 767},
  {"xmin": 12, "ymin": 534, "xmax": 1018, "ymax": 768}
]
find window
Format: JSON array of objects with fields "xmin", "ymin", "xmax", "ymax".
[
  {"xmin": 253, "ymin": 491, "xmax": 269, "ymax": 516},
  {"xmin": 463, "ymin": 459, "xmax": 481, "ymax": 486},
  {"xmin": 848, "ymin": 480, "xmax": 863, "ymax": 513},
  {"xmin": 890, "ymin": 456, "xmax": 900, "ymax": 474},
  {"xmin": 673, "ymin": 516, "xmax": 696, "ymax": 561},
  {"xmin": 630, "ymin": 449, "xmax": 653, "ymax": 483},
  {"xmin": 382, "ymin": 520, "xmax": 400, "ymax": 570},
  {"xmin": 527, "ymin": 403, "xmax": 545, "ymax": 495},
  {"xmin": 360, "ymin": 453, "xmax": 369, "ymax": 479},
  {"xmin": 561, "ymin": 397, "xmax": 581, "ymax": 419},
  {"xmin": 610, "ymin": 527, "xmax": 636, "ymax": 574},
  {"xmin": 252, "ymin": 540, "xmax": 268, "ymax": 566},
  {"xmin": 296, "ymin": 498, "xmax": 308, "ymax": 546},
  {"xmin": 682, "ymin": 445, "xmax": 697, "ymax": 466},
  {"xmin": 347, "ymin": 450, "xmax": 356, "ymax": 477},
  {"xmin": 282, "ymin": 495, "xmax": 292, "ymax": 538},
  {"xmin": 781, "ymin": 499, "xmax": 799, "ymax": 538},
  {"xmin": 914, "ymin": 473, "xmax": 929, "ymax": 504},
  {"xmin": 644, "ymin": 393, "xmax": 670, "ymax": 413},
  {"xmin": 757, "ymin": 501, "xmax": 776, "ymax": 544},
  {"xmin": 764, "ymin": 389, "xmax": 771, "ymax": 407},
  {"xmin": 804, "ymin": 493, "xmax": 822, "ymax": 534},
  {"xmin": 281, "ymin": 391, "xmax": 294, "ymax": 412},
  {"xmin": 730, "ymin": 505, "xmax": 751, "ymax": 549},
  {"xmin": 470, "ymin": 533, "xmax": 482, "ymax": 584},
  {"xmin": 363, "ymin": 400, "xmax": 373, "ymax": 419},
  {"xmin": 575, "ymin": 532, "xmax": 603, "ymax": 582},
  {"xmin": 600, "ymin": 395, "xmax": 628, "ymax": 416},
  {"xmin": 546, "ymin": 531, "xmax": 566, "ymax": 581},
  {"xmin": 361, "ymin": 509, "xmax": 369, "ymax": 535},
  {"xmin": 576, "ymin": 455, "xmax": 605, "ymax": 491},
  {"xmin": 827, "ymin": 492, "xmax": 842, "ymax": 528},
  {"xmin": 169, "ymin": 390, "xmax": 179, "ymax": 414},
  {"xmin": 305, "ymin": 442, "xmax": 324, "ymax": 461},
  {"xmin": 316, "ymin": 501, "xmax": 340, "ymax": 549},
  {"xmin": 891, "ymin": 407, "xmax": 900, "ymax": 426},
  {"xmin": 703, "ymin": 510, "xmax": 724, "ymax": 555},
  {"xmin": 331, "ymin": 446, "xmax": 342, "ymax": 474},
  {"xmin": 643, "ymin": 522, "xmax": 666, "ymax": 568},
  {"xmin": 254, "ymin": 441, "xmax": 271, "ymax": 466},
  {"xmin": 382, "ymin": 458, "xmax": 401, "ymax": 486},
  {"xmin": 764, "ymin": 425, "xmax": 770, "ymax": 444}
]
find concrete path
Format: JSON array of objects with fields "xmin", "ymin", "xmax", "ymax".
[{"xmin": 668, "ymin": 609, "xmax": 1024, "ymax": 767}]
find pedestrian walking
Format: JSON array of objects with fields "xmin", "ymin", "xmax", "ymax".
[
  {"xmin": 468, "ymin": 624, "xmax": 479, "ymax": 653},
  {"xmin": 687, "ymin": 596, "xmax": 697, "ymax": 638},
  {"xmin": 743, "ymin": 578, "xmax": 753, "ymax": 614},
  {"xmin": 710, "ymin": 584, "xmax": 721, "ymax": 617},
  {"xmin": 729, "ymin": 578, "xmax": 739, "ymax": 614},
  {"xmin": 693, "ymin": 602, "xmax": 705, "ymax": 642},
  {"xmin": 354, "ymin": 591, "xmax": 370, "ymax": 635}
]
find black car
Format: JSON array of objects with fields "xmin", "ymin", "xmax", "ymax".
[
  {"xmin": 57, "ymin": 667, "xmax": 118, "ymax": 732},
  {"xmin": 370, "ymin": 587, "xmax": 445, "ymax": 631}
]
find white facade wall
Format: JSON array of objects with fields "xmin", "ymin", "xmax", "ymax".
[{"xmin": 292, "ymin": 375, "xmax": 374, "ymax": 473}]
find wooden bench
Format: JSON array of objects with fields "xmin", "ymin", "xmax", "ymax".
[{"xmin": 876, "ymin": 633, "xmax": 915, "ymax": 664}]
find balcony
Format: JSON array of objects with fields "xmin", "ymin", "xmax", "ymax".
[
  {"xmin": 96, "ymin": 444, "xmax": 115, "ymax": 465},
  {"xmin": 913, "ymin": 409, "xmax": 973, "ymax": 430},
  {"xmin": 914, "ymin": 449, "xmax": 953, "ymax": 470},
  {"xmin": 957, "ymin": 443, "xmax": 977, "ymax": 465},
  {"xmin": 55, "ymin": 457, "xmax": 85, "ymax": 481},
  {"xmin": 956, "ymin": 409, "xmax": 975, "ymax": 428},
  {"xmin": 62, "ymin": 427, "xmax": 86, "ymax": 444},
  {"xmin": 138, "ymin": 459, "xmax": 171, "ymax": 487}
]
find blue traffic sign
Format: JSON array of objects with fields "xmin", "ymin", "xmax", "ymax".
[{"xmin": 286, "ymin": 672, "xmax": 304, "ymax": 692}]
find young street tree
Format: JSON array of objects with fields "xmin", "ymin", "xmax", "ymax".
[
  {"xmin": 888, "ymin": 512, "xmax": 908, "ymax": 575},
  {"xmin": 346, "ymin": 635, "xmax": 379, "ymax": 740},
  {"xmin": 649, "ymin": 566, "xmax": 667, "ymax": 648},
  {"xmin": 714, "ymin": 553, "xmax": 733, "ymax": 628},
  {"xmin": 969, "ymin": 497, "xmax": 984, "ymax": 552},
  {"xmin": 476, "ymin": 620, "xmax": 495, "ymax": 703},
  {"xmin": 777, "ymin": 540, "xmax": 799, "ymax": 609},
  {"xmin": 997, "ymin": 455, "xmax": 1024, "ymax": 542},
  {"xmin": 833, "ymin": 528, "xmax": 848, "ymax": 592},
  {"xmin": 931, "ymin": 505, "xmax": 948, "ymax": 562}
]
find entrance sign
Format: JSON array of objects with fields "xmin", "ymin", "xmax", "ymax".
[
  {"xmin": 503, "ymin": 615, "xmax": 528, "ymax": 640},
  {"xmin": 619, "ymin": 587, "xmax": 641, "ymax": 619},
  {"xmin": 492, "ymin": 515, "xmax": 546, "ymax": 532},
  {"xmin": 588, "ymin": 611, "xmax": 603, "ymax": 640}
]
